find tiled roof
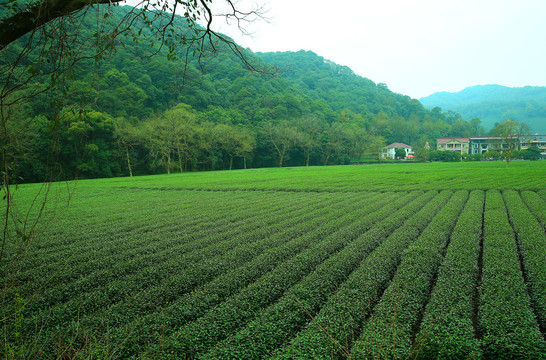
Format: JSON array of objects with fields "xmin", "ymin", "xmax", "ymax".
[
  {"xmin": 521, "ymin": 135, "xmax": 546, "ymax": 142},
  {"xmin": 437, "ymin": 137, "xmax": 469, "ymax": 144},
  {"xmin": 438, "ymin": 135, "xmax": 546, "ymax": 144},
  {"xmin": 385, "ymin": 142, "xmax": 412, "ymax": 148},
  {"xmin": 469, "ymin": 136, "xmax": 502, "ymax": 140}
]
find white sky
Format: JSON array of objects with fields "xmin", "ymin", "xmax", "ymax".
[
  {"xmin": 124, "ymin": 0, "xmax": 546, "ymax": 99},
  {"xmin": 214, "ymin": 0, "xmax": 546, "ymax": 99}
]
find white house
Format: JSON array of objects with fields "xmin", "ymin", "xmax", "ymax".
[{"xmin": 381, "ymin": 142, "xmax": 414, "ymax": 159}]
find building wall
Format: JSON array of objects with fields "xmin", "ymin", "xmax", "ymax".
[
  {"xmin": 437, "ymin": 140, "xmax": 469, "ymax": 154},
  {"xmin": 468, "ymin": 138, "xmax": 504, "ymax": 155},
  {"xmin": 439, "ymin": 136, "xmax": 546, "ymax": 157},
  {"xmin": 381, "ymin": 147, "xmax": 413, "ymax": 159}
]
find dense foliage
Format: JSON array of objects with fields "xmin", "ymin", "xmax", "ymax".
[{"xmin": 2, "ymin": 5, "xmax": 493, "ymax": 184}]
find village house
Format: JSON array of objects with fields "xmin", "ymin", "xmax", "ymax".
[
  {"xmin": 437, "ymin": 135, "xmax": 546, "ymax": 158},
  {"xmin": 468, "ymin": 136, "xmax": 504, "ymax": 154},
  {"xmin": 381, "ymin": 143, "xmax": 414, "ymax": 159},
  {"xmin": 436, "ymin": 137, "xmax": 470, "ymax": 154},
  {"xmin": 520, "ymin": 135, "xmax": 546, "ymax": 157}
]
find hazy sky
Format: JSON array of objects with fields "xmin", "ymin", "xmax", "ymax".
[{"xmin": 212, "ymin": 0, "xmax": 546, "ymax": 99}]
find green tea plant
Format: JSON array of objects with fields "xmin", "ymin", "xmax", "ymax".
[
  {"xmin": 205, "ymin": 191, "xmax": 439, "ymax": 359},
  {"xmin": 2, "ymin": 162, "xmax": 546, "ymax": 359},
  {"xmin": 503, "ymin": 190, "xmax": 546, "ymax": 332},
  {"xmin": 271, "ymin": 190, "xmax": 454, "ymax": 359},
  {"xmin": 349, "ymin": 190, "xmax": 469, "ymax": 359},
  {"xmin": 414, "ymin": 190, "xmax": 484, "ymax": 359},
  {"xmin": 478, "ymin": 190, "xmax": 545, "ymax": 359}
]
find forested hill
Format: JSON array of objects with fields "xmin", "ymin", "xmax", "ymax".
[
  {"xmin": 420, "ymin": 85, "xmax": 546, "ymax": 133},
  {"xmin": 258, "ymin": 50, "xmax": 426, "ymax": 118},
  {"xmin": 4, "ymin": 5, "xmax": 482, "ymax": 183}
]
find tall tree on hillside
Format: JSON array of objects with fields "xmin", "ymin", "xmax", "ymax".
[
  {"xmin": 236, "ymin": 127, "xmax": 256, "ymax": 169},
  {"xmin": 263, "ymin": 121, "xmax": 300, "ymax": 167},
  {"xmin": 114, "ymin": 117, "xmax": 140, "ymax": 177},
  {"xmin": 0, "ymin": 0, "xmax": 267, "ymax": 183},
  {"xmin": 145, "ymin": 104, "xmax": 198, "ymax": 174},
  {"xmin": 58, "ymin": 108, "xmax": 116, "ymax": 178},
  {"xmin": 213, "ymin": 124, "xmax": 255, "ymax": 170},
  {"xmin": 469, "ymin": 117, "xmax": 485, "ymax": 136},
  {"xmin": 343, "ymin": 124, "xmax": 369, "ymax": 164},
  {"xmin": 320, "ymin": 122, "xmax": 345, "ymax": 166},
  {"xmin": 296, "ymin": 115, "xmax": 323, "ymax": 166}
]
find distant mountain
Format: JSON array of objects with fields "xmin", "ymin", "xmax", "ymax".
[{"xmin": 420, "ymin": 85, "xmax": 546, "ymax": 133}]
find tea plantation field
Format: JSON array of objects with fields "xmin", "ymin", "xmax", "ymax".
[{"xmin": 2, "ymin": 161, "xmax": 546, "ymax": 359}]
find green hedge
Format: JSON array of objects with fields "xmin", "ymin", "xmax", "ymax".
[{"xmin": 104, "ymin": 191, "xmax": 378, "ymax": 356}]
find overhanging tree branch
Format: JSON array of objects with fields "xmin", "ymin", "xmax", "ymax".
[
  {"xmin": 0, "ymin": 0, "xmax": 124, "ymax": 51},
  {"xmin": 1, "ymin": 0, "xmax": 273, "ymax": 74}
]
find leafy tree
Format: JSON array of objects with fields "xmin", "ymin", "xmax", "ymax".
[
  {"xmin": 263, "ymin": 121, "xmax": 301, "ymax": 168},
  {"xmin": 213, "ymin": 124, "xmax": 255, "ymax": 170},
  {"xmin": 490, "ymin": 119, "xmax": 531, "ymax": 167},
  {"xmin": 113, "ymin": 117, "xmax": 141, "ymax": 177},
  {"xmin": 364, "ymin": 135, "xmax": 387, "ymax": 162},
  {"xmin": 296, "ymin": 115, "xmax": 324, "ymax": 166},
  {"xmin": 58, "ymin": 108, "xmax": 116, "ymax": 178},
  {"xmin": 236, "ymin": 127, "xmax": 256, "ymax": 169},
  {"xmin": 343, "ymin": 124, "xmax": 369, "ymax": 164},
  {"xmin": 469, "ymin": 117, "xmax": 485, "ymax": 135},
  {"xmin": 319, "ymin": 123, "xmax": 346, "ymax": 166},
  {"xmin": 195, "ymin": 121, "xmax": 219, "ymax": 170},
  {"xmin": 521, "ymin": 146, "xmax": 541, "ymax": 160},
  {"xmin": 395, "ymin": 148, "xmax": 406, "ymax": 160},
  {"xmin": 143, "ymin": 104, "xmax": 198, "ymax": 174},
  {"xmin": 415, "ymin": 147, "xmax": 431, "ymax": 162}
]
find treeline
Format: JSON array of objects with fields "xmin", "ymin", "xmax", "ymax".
[
  {"xmin": 14, "ymin": 103, "xmax": 387, "ymax": 181},
  {"xmin": 2, "ymin": 5, "xmax": 491, "ymax": 183}
]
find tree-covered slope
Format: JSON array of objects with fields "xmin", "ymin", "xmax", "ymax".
[
  {"xmin": 258, "ymin": 50, "xmax": 429, "ymax": 121},
  {"xmin": 3, "ymin": 5, "xmax": 483, "ymax": 183},
  {"xmin": 420, "ymin": 85, "xmax": 546, "ymax": 133}
]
